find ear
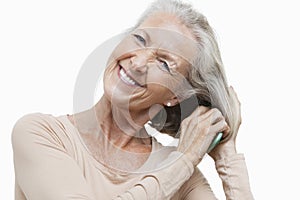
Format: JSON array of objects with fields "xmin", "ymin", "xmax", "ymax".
[{"xmin": 163, "ymin": 96, "xmax": 180, "ymax": 107}]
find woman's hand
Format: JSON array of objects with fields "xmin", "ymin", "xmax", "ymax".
[
  {"xmin": 177, "ymin": 106, "xmax": 230, "ymax": 166},
  {"xmin": 208, "ymin": 86, "xmax": 241, "ymax": 161}
]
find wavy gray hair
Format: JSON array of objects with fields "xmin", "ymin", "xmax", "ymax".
[{"xmin": 132, "ymin": 0, "xmax": 239, "ymax": 141}]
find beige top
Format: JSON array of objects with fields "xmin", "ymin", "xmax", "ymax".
[{"xmin": 12, "ymin": 113, "xmax": 253, "ymax": 200}]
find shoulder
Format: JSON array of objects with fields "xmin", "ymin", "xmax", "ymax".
[
  {"xmin": 12, "ymin": 112, "xmax": 52, "ymax": 135},
  {"xmin": 13, "ymin": 112, "xmax": 58, "ymax": 127},
  {"xmin": 12, "ymin": 112, "xmax": 69, "ymax": 149},
  {"xmin": 13, "ymin": 112, "xmax": 66, "ymax": 135}
]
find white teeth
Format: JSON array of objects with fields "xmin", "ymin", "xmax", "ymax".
[{"xmin": 120, "ymin": 68, "xmax": 137, "ymax": 86}]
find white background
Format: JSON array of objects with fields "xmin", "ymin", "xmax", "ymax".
[{"xmin": 1, "ymin": 0, "xmax": 300, "ymax": 199}]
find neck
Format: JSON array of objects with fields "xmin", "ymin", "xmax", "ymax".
[{"xmin": 94, "ymin": 95, "xmax": 151, "ymax": 149}]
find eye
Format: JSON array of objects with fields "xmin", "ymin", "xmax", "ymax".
[
  {"xmin": 133, "ymin": 34, "xmax": 146, "ymax": 46},
  {"xmin": 157, "ymin": 58, "xmax": 170, "ymax": 72}
]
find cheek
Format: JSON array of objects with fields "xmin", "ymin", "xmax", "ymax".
[
  {"xmin": 173, "ymin": 58, "xmax": 191, "ymax": 77},
  {"xmin": 145, "ymin": 82, "xmax": 175, "ymax": 104},
  {"xmin": 126, "ymin": 83, "xmax": 173, "ymax": 110},
  {"xmin": 147, "ymin": 71, "xmax": 186, "ymax": 97},
  {"xmin": 110, "ymin": 36, "xmax": 142, "ymax": 61}
]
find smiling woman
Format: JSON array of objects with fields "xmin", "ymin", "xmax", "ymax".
[{"xmin": 11, "ymin": 0, "xmax": 254, "ymax": 199}]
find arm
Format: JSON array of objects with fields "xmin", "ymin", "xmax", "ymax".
[
  {"xmin": 179, "ymin": 153, "xmax": 253, "ymax": 200},
  {"xmin": 215, "ymin": 153, "xmax": 253, "ymax": 200},
  {"xmin": 12, "ymin": 114, "xmax": 195, "ymax": 200},
  {"xmin": 12, "ymin": 114, "xmax": 96, "ymax": 200},
  {"xmin": 174, "ymin": 87, "xmax": 253, "ymax": 200},
  {"xmin": 174, "ymin": 167, "xmax": 217, "ymax": 200},
  {"xmin": 115, "ymin": 151, "xmax": 195, "ymax": 200},
  {"xmin": 209, "ymin": 87, "xmax": 254, "ymax": 200}
]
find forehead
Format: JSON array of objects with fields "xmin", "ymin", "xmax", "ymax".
[{"xmin": 136, "ymin": 13, "xmax": 199, "ymax": 63}]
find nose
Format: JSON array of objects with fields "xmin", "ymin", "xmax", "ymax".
[{"xmin": 130, "ymin": 51, "xmax": 149, "ymax": 74}]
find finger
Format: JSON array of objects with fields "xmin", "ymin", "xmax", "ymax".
[
  {"xmin": 210, "ymin": 119, "xmax": 229, "ymax": 136},
  {"xmin": 184, "ymin": 106, "xmax": 210, "ymax": 125},
  {"xmin": 199, "ymin": 108, "xmax": 223, "ymax": 125},
  {"xmin": 180, "ymin": 106, "xmax": 211, "ymax": 138},
  {"xmin": 211, "ymin": 110, "xmax": 224, "ymax": 125},
  {"xmin": 228, "ymin": 86, "xmax": 242, "ymax": 124},
  {"xmin": 220, "ymin": 123, "xmax": 231, "ymax": 139},
  {"xmin": 198, "ymin": 106, "xmax": 211, "ymax": 115},
  {"xmin": 189, "ymin": 106, "xmax": 210, "ymax": 118},
  {"xmin": 229, "ymin": 86, "xmax": 241, "ymax": 106}
]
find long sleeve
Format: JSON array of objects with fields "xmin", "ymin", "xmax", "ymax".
[
  {"xmin": 115, "ymin": 151, "xmax": 195, "ymax": 200},
  {"xmin": 12, "ymin": 113, "xmax": 196, "ymax": 200},
  {"xmin": 172, "ymin": 167, "xmax": 217, "ymax": 200},
  {"xmin": 12, "ymin": 114, "xmax": 96, "ymax": 200},
  {"xmin": 215, "ymin": 154, "xmax": 254, "ymax": 200}
]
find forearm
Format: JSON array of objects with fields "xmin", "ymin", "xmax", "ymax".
[
  {"xmin": 215, "ymin": 153, "xmax": 254, "ymax": 200},
  {"xmin": 115, "ymin": 151, "xmax": 195, "ymax": 200}
]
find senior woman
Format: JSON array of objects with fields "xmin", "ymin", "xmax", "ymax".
[{"xmin": 12, "ymin": 0, "xmax": 254, "ymax": 199}]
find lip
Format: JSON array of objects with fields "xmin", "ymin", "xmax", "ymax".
[{"xmin": 118, "ymin": 64, "xmax": 143, "ymax": 87}]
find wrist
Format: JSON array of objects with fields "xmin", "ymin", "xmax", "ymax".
[
  {"xmin": 184, "ymin": 152, "xmax": 202, "ymax": 166},
  {"xmin": 211, "ymin": 141, "xmax": 237, "ymax": 161}
]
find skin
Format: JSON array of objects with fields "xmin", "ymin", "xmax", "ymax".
[
  {"xmin": 177, "ymin": 86, "xmax": 239, "ymax": 165},
  {"xmin": 68, "ymin": 12, "xmax": 239, "ymax": 170},
  {"xmin": 208, "ymin": 86, "xmax": 239, "ymax": 161}
]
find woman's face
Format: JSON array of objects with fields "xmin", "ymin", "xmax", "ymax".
[{"xmin": 103, "ymin": 12, "xmax": 198, "ymax": 115}]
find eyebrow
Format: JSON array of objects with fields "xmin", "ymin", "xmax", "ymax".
[
  {"xmin": 135, "ymin": 28, "xmax": 179, "ymax": 63},
  {"xmin": 157, "ymin": 51, "xmax": 172, "ymax": 60},
  {"xmin": 155, "ymin": 49, "xmax": 177, "ymax": 63},
  {"xmin": 135, "ymin": 29, "xmax": 151, "ymax": 44}
]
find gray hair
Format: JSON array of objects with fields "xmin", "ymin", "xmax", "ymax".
[{"xmin": 133, "ymin": 0, "xmax": 239, "ymax": 142}]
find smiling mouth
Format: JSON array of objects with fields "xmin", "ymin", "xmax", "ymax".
[{"xmin": 118, "ymin": 65, "xmax": 143, "ymax": 87}]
